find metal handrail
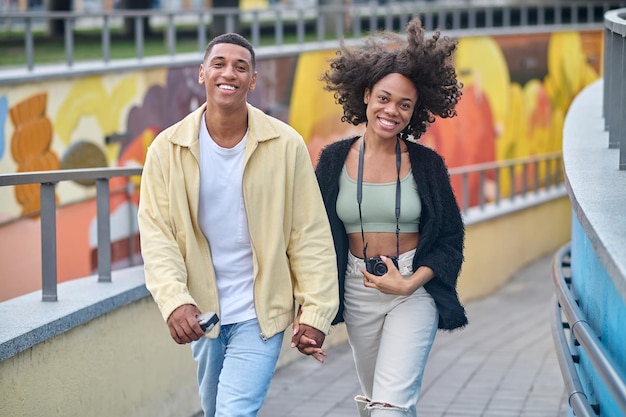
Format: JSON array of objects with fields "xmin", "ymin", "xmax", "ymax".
[
  {"xmin": 551, "ymin": 299, "xmax": 598, "ymax": 417},
  {"xmin": 1, "ymin": 0, "xmax": 625, "ymax": 80},
  {"xmin": 0, "ymin": 156, "xmax": 562, "ymax": 302},
  {"xmin": 0, "ymin": 167, "xmax": 143, "ymax": 301},
  {"xmin": 551, "ymin": 244, "xmax": 626, "ymax": 416},
  {"xmin": 448, "ymin": 152, "xmax": 564, "ymax": 212}
]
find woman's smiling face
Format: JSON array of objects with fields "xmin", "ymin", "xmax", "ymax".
[{"xmin": 364, "ymin": 73, "xmax": 418, "ymax": 139}]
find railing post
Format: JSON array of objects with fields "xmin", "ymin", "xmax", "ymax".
[
  {"xmin": 522, "ymin": 162, "xmax": 528, "ymax": 194},
  {"xmin": 275, "ymin": 9, "xmax": 284, "ymax": 46},
  {"xmin": 352, "ymin": 6, "xmax": 362, "ymax": 38},
  {"xmin": 604, "ymin": 8, "xmax": 626, "ymax": 169},
  {"xmin": 40, "ymin": 182, "xmax": 58, "ymax": 301},
  {"xmin": 166, "ymin": 13, "xmax": 176, "ymax": 56},
  {"xmin": 25, "ymin": 17, "xmax": 34, "ymax": 71},
  {"xmin": 102, "ymin": 15, "xmax": 111, "ymax": 63},
  {"xmin": 604, "ymin": 25, "xmax": 611, "ymax": 129},
  {"xmin": 251, "ymin": 10, "xmax": 260, "ymax": 47},
  {"xmin": 337, "ymin": 6, "xmax": 345, "ymax": 39},
  {"xmin": 316, "ymin": 7, "xmax": 325, "ymax": 42},
  {"xmin": 297, "ymin": 8, "xmax": 305, "ymax": 44},
  {"xmin": 135, "ymin": 16, "xmax": 144, "ymax": 61},
  {"xmin": 96, "ymin": 178, "xmax": 112, "ymax": 283},
  {"xmin": 495, "ymin": 168, "xmax": 501, "ymax": 205},
  {"xmin": 479, "ymin": 171, "xmax": 486, "ymax": 208},
  {"xmin": 608, "ymin": 29, "xmax": 621, "ymax": 149},
  {"xmin": 198, "ymin": 11, "xmax": 207, "ymax": 52},
  {"xmin": 64, "ymin": 15, "xmax": 74, "ymax": 68},
  {"xmin": 620, "ymin": 33, "xmax": 626, "ymax": 170},
  {"xmin": 509, "ymin": 165, "xmax": 515, "ymax": 200},
  {"xmin": 226, "ymin": 13, "xmax": 235, "ymax": 34},
  {"xmin": 461, "ymin": 173, "xmax": 469, "ymax": 212},
  {"xmin": 126, "ymin": 182, "xmax": 137, "ymax": 267}
]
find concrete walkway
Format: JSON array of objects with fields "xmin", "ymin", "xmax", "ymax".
[{"xmin": 258, "ymin": 253, "xmax": 568, "ymax": 417}]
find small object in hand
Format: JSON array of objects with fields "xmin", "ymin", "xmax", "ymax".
[{"xmin": 197, "ymin": 312, "xmax": 219, "ymax": 333}]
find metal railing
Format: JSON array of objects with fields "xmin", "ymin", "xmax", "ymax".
[
  {"xmin": 551, "ymin": 244, "xmax": 626, "ymax": 416},
  {"xmin": 1, "ymin": 0, "xmax": 625, "ymax": 80},
  {"xmin": 0, "ymin": 154, "xmax": 563, "ymax": 302},
  {"xmin": 603, "ymin": 8, "xmax": 626, "ymax": 170},
  {"xmin": 0, "ymin": 167, "xmax": 142, "ymax": 301},
  {"xmin": 448, "ymin": 152, "xmax": 563, "ymax": 213}
]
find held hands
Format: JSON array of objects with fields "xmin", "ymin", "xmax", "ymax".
[
  {"xmin": 361, "ymin": 255, "xmax": 417, "ymax": 296},
  {"xmin": 291, "ymin": 308, "xmax": 327, "ymax": 363},
  {"xmin": 166, "ymin": 304, "xmax": 206, "ymax": 344}
]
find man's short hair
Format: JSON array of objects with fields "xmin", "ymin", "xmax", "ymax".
[{"xmin": 204, "ymin": 33, "xmax": 256, "ymax": 70}]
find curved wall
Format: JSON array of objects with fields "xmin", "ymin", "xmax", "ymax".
[{"xmin": 562, "ymin": 80, "xmax": 626, "ymax": 417}]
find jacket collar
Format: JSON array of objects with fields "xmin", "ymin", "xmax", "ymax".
[{"xmin": 167, "ymin": 102, "xmax": 280, "ymax": 148}]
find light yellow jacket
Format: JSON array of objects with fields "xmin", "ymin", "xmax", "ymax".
[{"xmin": 138, "ymin": 103, "xmax": 338, "ymax": 339}]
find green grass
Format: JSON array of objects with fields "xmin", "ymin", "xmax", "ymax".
[
  {"xmin": 1, "ymin": 30, "xmax": 205, "ymax": 67},
  {"xmin": 0, "ymin": 25, "xmax": 358, "ymax": 68}
]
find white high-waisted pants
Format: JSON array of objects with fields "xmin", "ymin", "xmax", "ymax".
[{"xmin": 344, "ymin": 249, "xmax": 438, "ymax": 416}]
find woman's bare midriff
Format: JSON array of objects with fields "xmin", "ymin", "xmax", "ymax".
[{"xmin": 348, "ymin": 232, "xmax": 419, "ymax": 259}]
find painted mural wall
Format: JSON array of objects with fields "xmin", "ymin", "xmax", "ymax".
[{"xmin": 0, "ymin": 30, "xmax": 603, "ymax": 301}]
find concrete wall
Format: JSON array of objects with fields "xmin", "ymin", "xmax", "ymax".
[
  {"xmin": 459, "ymin": 195, "xmax": 572, "ymax": 301},
  {"xmin": 0, "ymin": 194, "xmax": 571, "ymax": 417},
  {"xmin": 0, "ymin": 296, "xmax": 202, "ymax": 417}
]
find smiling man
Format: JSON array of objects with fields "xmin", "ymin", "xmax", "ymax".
[{"xmin": 137, "ymin": 33, "xmax": 339, "ymax": 417}]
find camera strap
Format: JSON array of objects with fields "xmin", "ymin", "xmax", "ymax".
[{"xmin": 357, "ymin": 133, "xmax": 401, "ymax": 260}]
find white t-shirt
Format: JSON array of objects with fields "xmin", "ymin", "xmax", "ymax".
[{"xmin": 198, "ymin": 114, "xmax": 256, "ymax": 325}]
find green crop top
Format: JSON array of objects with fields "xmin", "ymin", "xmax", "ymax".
[{"xmin": 336, "ymin": 165, "xmax": 421, "ymax": 234}]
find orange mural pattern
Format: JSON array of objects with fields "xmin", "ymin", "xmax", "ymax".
[{"xmin": 9, "ymin": 93, "xmax": 60, "ymax": 216}]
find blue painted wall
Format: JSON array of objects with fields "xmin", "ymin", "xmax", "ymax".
[{"xmin": 570, "ymin": 214, "xmax": 626, "ymax": 417}]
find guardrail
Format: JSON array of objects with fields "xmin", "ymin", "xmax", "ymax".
[
  {"xmin": 0, "ymin": 167, "xmax": 142, "ymax": 301},
  {"xmin": 449, "ymin": 152, "xmax": 563, "ymax": 213},
  {"xmin": 0, "ymin": 154, "xmax": 563, "ymax": 302},
  {"xmin": 603, "ymin": 8, "xmax": 626, "ymax": 170},
  {"xmin": 1, "ymin": 0, "xmax": 625, "ymax": 81},
  {"xmin": 551, "ymin": 244, "xmax": 626, "ymax": 417}
]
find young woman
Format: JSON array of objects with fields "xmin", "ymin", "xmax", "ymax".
[{"xmin": 314, "ymin": 18, "xmax": 468, "ymax": 416}]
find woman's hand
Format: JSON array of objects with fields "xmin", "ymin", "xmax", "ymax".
[
  {"xmin": 291, "ymin": 306, "xmax": 328, "ymax": 363},
  {"xmin": 361, "ymin": 256, "xmax": 432, "ymax": 296}
]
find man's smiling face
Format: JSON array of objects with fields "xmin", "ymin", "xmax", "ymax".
[{"xmin": 199, "ymin": 42, "xmax": 257, "ymax": 111}]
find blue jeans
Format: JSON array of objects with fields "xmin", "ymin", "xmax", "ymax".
[{"xmin": 190, "ymin": 318, "xmax": 284, "ymax": 417}]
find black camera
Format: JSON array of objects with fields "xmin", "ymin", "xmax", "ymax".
[{"xmin": 365, "ymin": 256, "xmax": 399, "ymax": 276}]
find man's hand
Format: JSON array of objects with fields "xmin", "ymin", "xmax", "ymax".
[
  {"xmin": 166, "ymin": 304, "xmax": 206, "ymax": 344},
  {"xmin": 291, "ymin": 309, "xmax": 327, "ymax": 363}
]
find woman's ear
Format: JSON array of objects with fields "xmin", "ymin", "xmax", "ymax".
[{"xmin": 363, "ymin": 88, "xmax": 370, "ymax": 104}]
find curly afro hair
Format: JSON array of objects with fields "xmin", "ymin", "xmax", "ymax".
[{"xmin": 321, "ymin": 18, "xmax": 462, "ymax": 140}]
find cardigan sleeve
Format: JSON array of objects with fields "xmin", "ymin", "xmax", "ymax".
[{"xmin": 415, "ymin": 150, "xmax": 465, "ymax": 291}]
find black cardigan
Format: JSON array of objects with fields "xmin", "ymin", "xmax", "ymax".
[{"xmin": 315, "ymin": 136, "xmax": 468, "ymax": 330}]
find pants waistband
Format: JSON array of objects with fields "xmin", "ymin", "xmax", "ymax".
[{"xmin": 347, "ymin": 248, "xmax": 416, "ymax": 277}]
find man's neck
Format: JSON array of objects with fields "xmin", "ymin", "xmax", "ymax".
[{"xmin": 204, "ymin": 104, "xmax": 249, "ymax": 149}]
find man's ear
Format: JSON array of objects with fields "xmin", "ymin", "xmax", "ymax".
[
  {"xmin": 248, "ymin": 71, "xmax": 258, "ymax": 92},
  {"xmin": 198, "ymin": 64, "xmax": 205, "ymax": 84}
]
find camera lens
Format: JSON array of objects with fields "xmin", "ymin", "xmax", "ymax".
[{"xmin": 374, "ymin": 261, "xmax": 388, "ymax": 276}]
